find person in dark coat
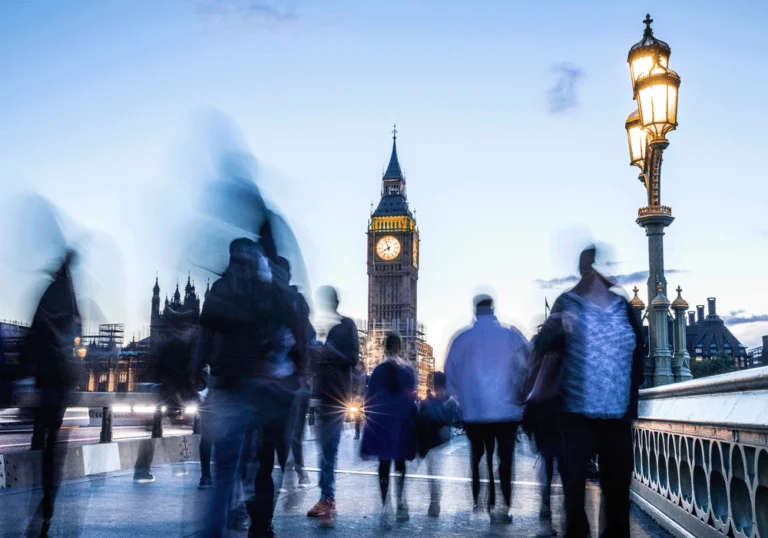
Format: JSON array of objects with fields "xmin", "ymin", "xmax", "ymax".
[
  {"xmin": 360, "ymin": 333, "xmax": 417, "ymax": 529},
  {"xmin": 306, "ymin": 285, "xmax": 359, "ymax": 528},
  {"xmin": 135, "ymin": 308, "xmax": 198, "ymax": 483},
  {"xmin": 200, "ymin": 237, "xmax": 305, "ymax": 538},
  {"xmin": 21, "ymin": 250, "xmax": 81, "ymax": 536}
]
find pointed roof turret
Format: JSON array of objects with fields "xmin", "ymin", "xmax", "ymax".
[
  {"xmin": 153, "ymin": 275, "xmax": 160, "ymax": 294},
  {"xmin": 630, "ymin": 285, "xmax": 645, "ymax": 308},
  {"xmin": 173, "ymin": 281, "xmax": 181, "ymax": 304},
  {"xmin": 671, "ymin": 286, "xmax": 689, "ymax": 309},
  {"xmin": 382, "ymin": 124, "xmax": 404, "ymax": 180}
]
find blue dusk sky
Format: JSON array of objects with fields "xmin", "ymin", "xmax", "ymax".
[{"xmin": 1, "ymin": 0, "xmax": 766, "ymax": 365}]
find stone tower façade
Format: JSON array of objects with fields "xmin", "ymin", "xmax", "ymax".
[{"xmin": 366, "ymin": 129, "xmax": 422, "ymax": 368}]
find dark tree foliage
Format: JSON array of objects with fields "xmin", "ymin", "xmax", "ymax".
[{"xmin": 691, "ymin": 352, "xmax": 738, "ymax": 379}]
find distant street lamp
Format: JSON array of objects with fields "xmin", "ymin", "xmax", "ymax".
[{"xmin": 625, "ymin": 14, "xmax": 689, "ymax": 386}]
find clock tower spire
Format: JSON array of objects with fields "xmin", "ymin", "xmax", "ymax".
[{"xmin": 367, "ymin": 127, "xmax": 420, "ymax": 368}]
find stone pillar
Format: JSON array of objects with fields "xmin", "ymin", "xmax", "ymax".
[
  {"xmin": 630, "ymin": 286, "xmax": 652, "ymax": 387},
  {"xmin": 650, "ymin": 283, "xmax": 673, "ymax": 386},
  {"xmin": 671, "ymin": 286, "xmax": 693, "ymax": 383}
]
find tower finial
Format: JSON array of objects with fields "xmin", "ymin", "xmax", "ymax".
[
  {"xmin": 392, "ymin": 123, "xmax": 397, "ymax": 140},
  {"xmin": 643, "ymin": 14, "xmax": 653, "ymax": 36}
]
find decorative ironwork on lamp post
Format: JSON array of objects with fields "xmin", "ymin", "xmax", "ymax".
[{"xmin": 625, "ymin": 14, "xmax": 681, "ymax": 386}]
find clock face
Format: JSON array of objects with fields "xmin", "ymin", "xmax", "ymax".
[
  {"xmin": 376, "ymin": 236, "xmax": 401, "ymax": 261},
  {"xmin": 413, "ymin": 238, "xmax": 419, "ymax": 267}
]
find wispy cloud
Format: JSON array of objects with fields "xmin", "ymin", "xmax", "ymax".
[
  {"xmin": 548, "ymin": 63, "xmax": 585, "ymax": 114},
  {"xmin": 722, "ymin": 313, "xmax": 768, "ymax": 326},
  {"xmin": 196, "ymin": 0, "xmax": 298, "ymax": 23},
  {"xmin": 534, "ymin": 269, "xmax": 687, "ymax": 289}
]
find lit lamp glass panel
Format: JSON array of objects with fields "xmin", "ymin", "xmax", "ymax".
[
  {"xmin": 637, "ymin": 65, "xmax": 680, "ymax": 140},
  {"xmin": 625, "ymin": 110, "xmax": 646, "ymax": 169},
  {"xmin": 630, "ymin": 54, "xmax": 668, "ymax": 87}
]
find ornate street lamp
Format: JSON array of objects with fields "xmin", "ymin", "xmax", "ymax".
[{"xmin": 625, "ymin": 14, "xmax": 682, "ymax": 387}]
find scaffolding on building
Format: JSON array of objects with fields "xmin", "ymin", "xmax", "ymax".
[{"xmin": 82, "ymin": 324, "xmax": 125, "ymax": 349}]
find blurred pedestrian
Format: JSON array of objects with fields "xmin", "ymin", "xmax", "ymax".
[
  {"xmin": 275, "ymin": 256, "xmax": 315, "ymax": 489},
  {"xmin": 200, "ymin": 236, "xmax": 306, "ymax": 538},
  {"xmin": 137, "ymin": 308, "xmax": 198, "ymax": 483},
  {"xmin": 351, "ymin": 360, "xmax": 367, "ymax": 439},
  {"xmin": 444, "ymin": 294, "xmax": 529, "ymax": 524},
  {"xmin": 523, "ymin": 330, "xmax": 561, "ymax": 537},
  {"xmin": 360, "ymin": 333, "xmax": 417, "ymax": 529},
  {"xmin": 306, "ymin": 286, "xmax": 360, "ymax": 528},
  {"xmin": 534, "ymin": 246, "xmax": 644, "ymax": 538},
  {"xmin": 197, "ymin": 365, "xmax": 213, "ymax": 489},
  {"xmin": 417, "ymin": 371, "xmax": 461, "ymax": 517},
  {"xmin": 21, "ymin": 250, "xmax": 82, "ymax": 536}
]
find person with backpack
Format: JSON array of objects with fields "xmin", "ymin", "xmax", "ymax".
[
  {"xmin": 417, "ymin": 371, "xmax": 461, "ymax": 517},
  {"xmin": 534, "ymin": 246, "xmax": 644, "ymax": 538},
  {"xmin": 523, "ymin": 329, "xmax": 561, "ymax": 537},
  {"xmin": 360, "ymin": 332, "xmax": 418, "ymax": 529},
  {"xmin": 306, "ymin": 285, "xmax": 360, "ymax": 528},
  {"xmin": 444, "ymin": 294, "xmax": 529, "ymax": 524}
]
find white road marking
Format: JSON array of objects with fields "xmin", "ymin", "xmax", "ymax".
[{"xmin": 277, "ymin": 465, "xmax": 564, "ymax": 488}]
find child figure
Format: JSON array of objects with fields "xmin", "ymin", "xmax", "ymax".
[{"xmin": 417, "ymin": 371, "xmax": 461, "ymax": 517}]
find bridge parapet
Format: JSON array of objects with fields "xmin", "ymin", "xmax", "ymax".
[{"xmin": 632, "ymin": 367, "xmax": 768, "ymax": 538}]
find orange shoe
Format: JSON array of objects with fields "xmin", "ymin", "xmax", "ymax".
[
  {"xmin": 319, "ymin": 507, "xmax": 335, "ymax": 528},
  {"xmin": 307, "ymin": 498, "xmax": 336, "ymax": 518}
]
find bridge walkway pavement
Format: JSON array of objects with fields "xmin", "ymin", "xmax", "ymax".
[{"xmin": 0, "ymin": 431, "xmax": 670, "ymax": 537}]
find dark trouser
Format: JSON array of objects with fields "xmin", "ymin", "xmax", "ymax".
[
  {"xmin": 560, "ymin": 413, "xmax": 633, "ymax": 538},
  {"xmin": 354, "ymin": 415, "xmax": 362, "ymax": 438},
  {"xmin": 317, "ymin": 405, "xmax": 344, "ymax": 501},
  {"xmin": 134, "ymin": 439, "xmax": 155, "ymax": 473},
  {"xmin": 378, "ymin": 459, "xmax": 406, "ymax": 505},
  {"xmin": 288, "ymin": 389, "xmax": 309, "ymax": 476},
  {"xmin": 200, "ymin": 399, "xmax": 212, "ymax": 479},
  {"xmin": 248, "ymin": 422, "xmax": 289, "ymax": 531},
  {"xmin": 34, "ymin": 404, "xmax": 65, "ymax": 521},
  {"xmin": 465, "ymin": 422, "xmax": 518, "ymax": 508},
  {"xmin": 204, "ymin": 379, "xmax": 294, "ymax": 537}
]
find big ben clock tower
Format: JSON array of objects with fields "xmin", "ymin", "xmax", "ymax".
[{"xmin": 367, "ymin": 127, "xmax": 423, "ymax": 370}]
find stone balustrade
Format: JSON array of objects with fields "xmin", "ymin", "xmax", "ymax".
[{"xmin": 632, "ymin": 367, "xmax": 768, "ymax": 538}]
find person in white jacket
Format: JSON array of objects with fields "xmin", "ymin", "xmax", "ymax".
[{"xmin": 444, "ymin": 294, "xmax": 529, "ymax": 523}]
